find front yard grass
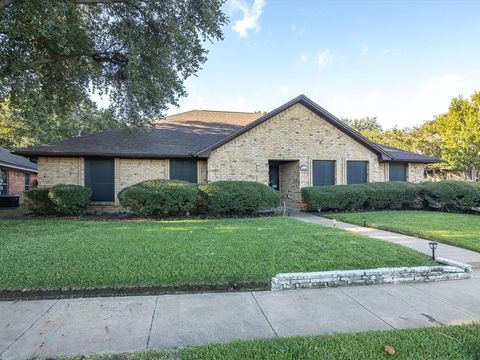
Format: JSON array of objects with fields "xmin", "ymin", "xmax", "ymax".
[
  {"xmin": 67, "ymin": 324, "xmax": 480, "ymax": 360},
  {"xmin": 0, "ymin": 217, "xmax": 434, "ymax": 291},
  {"xmin": 326, "ymin": 211, "xmax": 480, "ymax": 253}
]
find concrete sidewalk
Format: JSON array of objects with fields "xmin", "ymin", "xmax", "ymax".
[
  {"xmin": 1, "ymin": 273, "xmax": 480, "ymax": 360},
  {"xmin": 292, "ymin": 212, "xmax": 480, "ymax": 268}
]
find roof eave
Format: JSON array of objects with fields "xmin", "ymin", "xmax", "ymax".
[
  {"xmin": 13, "ymin": 150, "xmax": 204, "ymax": 160},
  {"xmin": 0, "ymin": 160, "xmax": 38, "ymax": 173},
  {"xmin": 390, "ymin": 158, "xmax": 444, "ymax": 164}
]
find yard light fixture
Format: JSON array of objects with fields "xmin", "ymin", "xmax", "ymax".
[
  {"xmin": 428, "ymin": 241, "xmax": 438, "ymax": 260},
  {"xmin": 363, "ymin": 217, "xmax": 367, "ymax": 227},
  {"xmin": 332, "ymin": 219, "xmax": 337, "ymax": 228}
]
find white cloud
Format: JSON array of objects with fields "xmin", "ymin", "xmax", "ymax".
[
  {"xmin": 279, "ymin": 85, "xmax": 290, "ymax": 93},
  {"xmin": 231, "ymin": 0, "xmax": 266, "ymax": 38},
  {"xmin": 299, "ymin": 53, "xmax": 308, "ymax": 64},
  {"xmin": 317, "ymin": 49, "xmax": 333, "ymax": 69}
]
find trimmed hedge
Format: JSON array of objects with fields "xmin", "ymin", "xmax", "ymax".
[
  {"xmin": 24, "ymin": 185, "xmax": 92, "ymax": 215},
  {"xmin": 24, "ymin": 188, "xmax": 56, "ymax": 215},
  {"xmin": 301, "ymin": 185, "xmax": 368, "ymax": 212},
  {"xmin": 302, "ymin": 180, "xmax": 480, "ymax": 213},
  {"xmin": 118, "ymin": 179, "xmax": 199, "ymax": 216},
  {"xmin": 199, "ymin": 181, "xmax": 281, "ymax": 215},
  {"xmin": 363, "ymin": 182, "xmax": 423, "ymax": 210},
  {"xmin": 421, "ymin": 180, "xmax": 480, "ymax": 212},
  {"xmin": 48, "ymin": 184, "xmax": 92, "ymax": 215}
]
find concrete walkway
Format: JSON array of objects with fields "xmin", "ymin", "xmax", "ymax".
[
  {"xmin": 292, "ymin": 212, "xmax": 480, "ymax": 268},
  {"xmin": 1, "ymin": 273, "xmax": 480, "ymax": 360}
]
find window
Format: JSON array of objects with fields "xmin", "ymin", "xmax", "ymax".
[
  {"xmin": 347, "ymin": 161, "xmax": 368, "ymax": 184},
  {"xmin": 24, "ymin": 174, "xmax": 31, "ymax": 191},
  {"xmin": 170, "ymin": 160, "xmax": 198, "ymax": 183},
  {"xmin": 0, "ymin": 169, "xmax": 8, "ymax": 195},
  {"xmin": 312, "ymin": 160, "xmax": 336, "ymax": 185},
  {"xmin": 389, "ymin": 163, "xmax": 408, "ymax": 182},
  {"xmin": 85, "ymin": 158, "xmax": 115, "ymax": 202}
]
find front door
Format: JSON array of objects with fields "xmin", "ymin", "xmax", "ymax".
[
  {"xmin": 268, "ymin": 163, "xmax": 280, "ymax": 190},
  {"xmin": 85, "ymin": 158, "xmax": 115, "ymax": 202}
]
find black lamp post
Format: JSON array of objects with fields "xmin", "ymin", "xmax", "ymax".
[{"xmin": 428, "ymin": 241, "xmax": 438, "ymax": 260}]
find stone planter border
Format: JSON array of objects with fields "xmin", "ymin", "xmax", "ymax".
[{"xmin": 271, "ymin": 257, "xmax": 472, "ymax": 291}]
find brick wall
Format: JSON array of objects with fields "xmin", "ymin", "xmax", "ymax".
[
  {"xmin": 114, "ymin": 158, "xmax": 169, "ymax": 204},
  {"xmin": 408, "ymin": 163, "xmax": 426, "ymax": 183},
  {"xmin": 279, "ymin": 161, "xmax": 301, "ymax": 205},
  {"xmin": 198, "ymin": 160, "xmax": 208, "ymax": 183},
  {"xmin": 207, "ymin": 103, "xmax": 388, "ymax": 197},
  {"xmin": 1, "ymin": 168, "xmax": 37, "ymax": 203},
  {"xmin": 37, "ymin": 157, "xmax": 84, "ymax": 188},
  {"xmin": 38, "ymin": 157, "xmax": 207, "ymax": 205}
]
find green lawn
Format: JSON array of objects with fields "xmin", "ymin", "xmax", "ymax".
[
  {"xmin": 66, "ymin": 324, "xmax": 480, "ymax": 360},
  {"xmin": 326, "ymin": 211, "xmax": 480, "ymax": 253},
  {"xmin": 0, "ymin": 217, "xmax": 434, "ymax": 291}
]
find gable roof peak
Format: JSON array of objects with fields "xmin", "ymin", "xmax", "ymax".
[{"xmin": 196, "ymin": 94, "xmax": 393, "ymax": 160}]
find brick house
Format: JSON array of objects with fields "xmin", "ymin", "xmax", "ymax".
[
  {"xmin": 15, "ymin": 95, "xmax": 440, "ymax": 206},
  {"xmin": 0, "ymin": 147, "xmax": 38, "ymax": 204}
]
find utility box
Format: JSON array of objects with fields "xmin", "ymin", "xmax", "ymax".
[{"xmin": 0, "ymin": 195, "xmax": 20, "ymax": 208}]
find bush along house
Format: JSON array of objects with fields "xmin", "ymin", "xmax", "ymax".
[
  {"xmin": 15, "ymin": 95, "xmax": 441, "ymax": 207},
  {"xmin": 0, "ymin": 147, "xmax": 38, "ymax": 207}
]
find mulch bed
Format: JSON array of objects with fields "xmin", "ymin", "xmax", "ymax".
[{"xmin": 0, "ymin": 282, "xmax": 270, "ymax": 301}]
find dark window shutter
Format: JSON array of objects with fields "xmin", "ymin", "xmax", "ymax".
[
  {"xmin": 347, "ymin": 161, "xmax": 368, "ymax": 184},
  {"xmin": 312, "ymin": 160, "xmax": 335, "ymax": 185},
  {"xmin": 170, "ymin": 160, "xmax": 198, "ymax": 183},
  {"xmin": 85, "ymin": 158, "xmax": 115, "ymax": 202},
  {"xmin": 389, "ymin": 163, "xmax": 408, "ymax": 182}
]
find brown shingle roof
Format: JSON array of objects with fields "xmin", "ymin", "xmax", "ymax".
[
  {"xmin": 14, "ymin": 95, "xmax": 441, "ymax": 163},
  {"xmin": 158, "ymin": 110, "xmax": 262, "ymax": 126}
]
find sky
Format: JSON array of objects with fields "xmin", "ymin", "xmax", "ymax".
[{"xmin": 167, "ymin": 0, "xmax": 480, "ymax": 129}]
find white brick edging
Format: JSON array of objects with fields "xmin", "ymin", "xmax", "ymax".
[{"xmin": 271, "ymin": 259, "xmax": 472, "ymax": 291}]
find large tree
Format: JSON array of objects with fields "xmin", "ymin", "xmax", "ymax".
[
  {"xmin": 0, "ymin": 0, "xmax": 227, "ymax": 128},
  {"xmin": 432, "ymin": 92, "xmax": 480, "ymax": 178},
  {"xmin": 0, "ymin": 96, "xmax": 123, "ymax": 149},
  {"xmin": 344, "ymin": 92, "xmax": 480, "ymax": 180},
  {"xmin": 341, "ymin": 116, "xmax": 382, "ymax": 133}
]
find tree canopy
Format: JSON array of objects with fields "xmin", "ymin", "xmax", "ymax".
[
  {"xmin": 0, "ymin": 97, "xmax": 121, "ymax": 149},
  {"xmin": 343, "ymin": 92, "xmax": 480, "ymax": 179},
  {"xmin": 341, "ymin": 116, "xmax": 382, "ymax": 133},
  {"xmin": 0, "ymin": 0, "xmax": 227, "ymax": 129}
]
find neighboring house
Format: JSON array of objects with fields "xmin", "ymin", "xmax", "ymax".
[
  {"xmin": 0, "ymin": 147, "xmax": 38, "ymax": 203},
  {"xmin": 15, "ymin": 95, "xmax": 441, "ymax": 206}
]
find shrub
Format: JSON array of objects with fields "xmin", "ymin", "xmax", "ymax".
[
  {"xmin": 48, "ymin": 184, "xmax": 92, "ymax": 215},
  {"xmin": 420, "ymin": 180, "xmax": 480, "ymax": 212},
  {"xmin": 301, "ymin": 185, "xmax": 368, "ymax": 212},
  {"xmin": 302, "ymin": 180, "xmax": 480, "ymax": 213},
  {"xmin": 199, "ymin": 181, "xmax": 280, "ymax": 215},
  {"xmin": 363, "ymin": 182, "xmax": 423, "ymax": 210},
  {"xmin": 24, "ymin": 188, "xmax": 56, "ymax": 215},
  {"xmin": 118, "ymin": 179, "xmax": 199, "ymax": 216}
]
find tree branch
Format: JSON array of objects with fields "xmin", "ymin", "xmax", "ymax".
[
  {"xmin": 27, "ymin": 51, "xmax": 127, "ymax": 69},
  {"xmin": 72, "ymin": 0, "xmax": 136, "ymax": 4}
]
